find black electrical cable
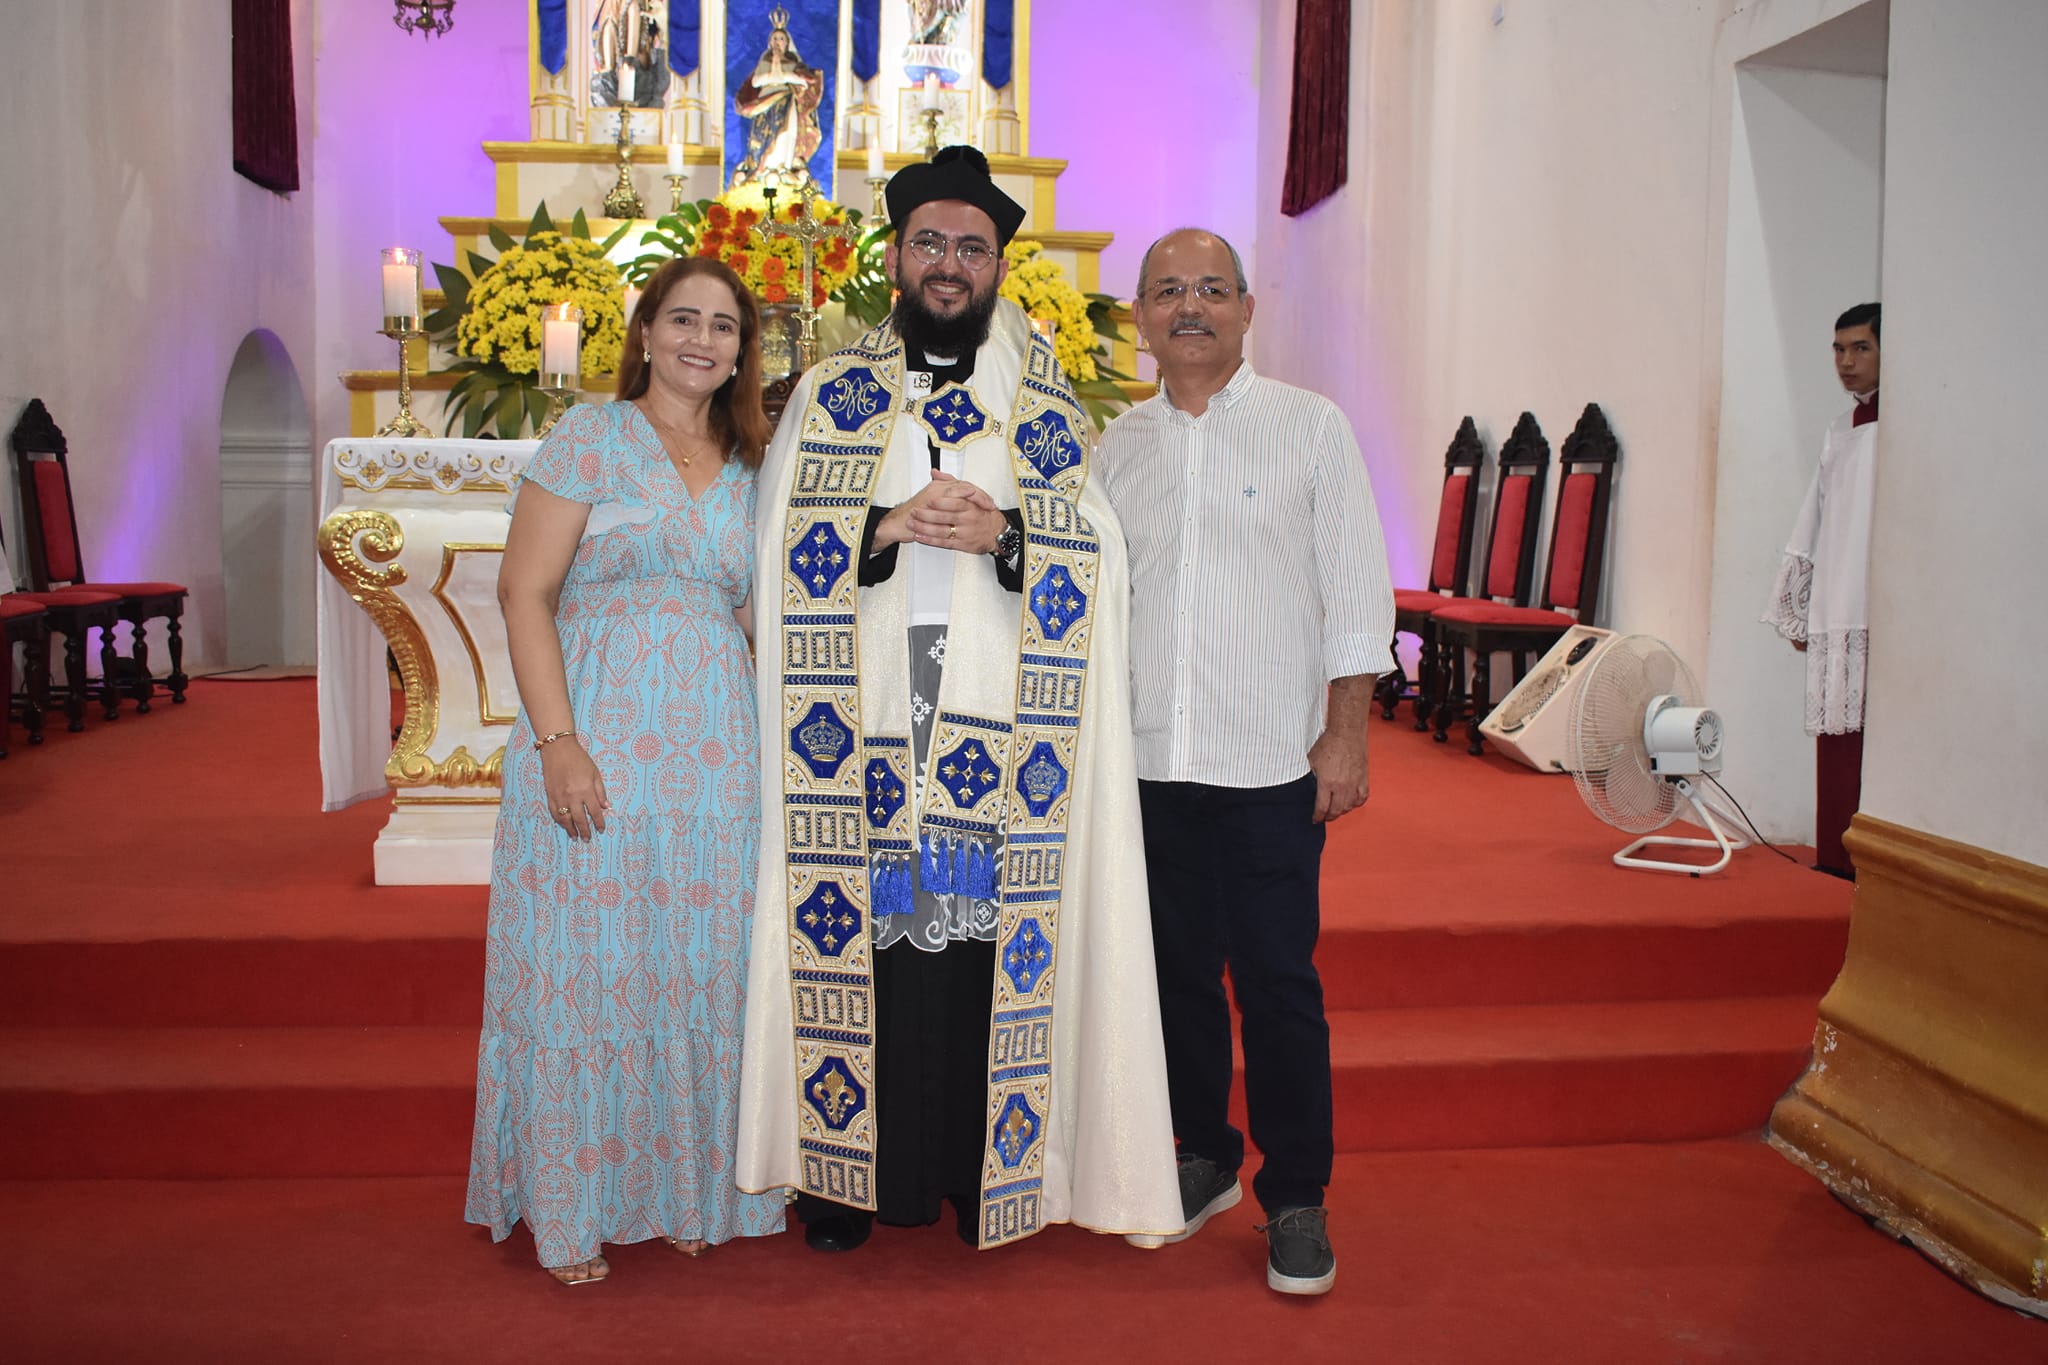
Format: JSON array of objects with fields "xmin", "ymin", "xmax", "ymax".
[{"xmin": 1704, "ymin": 773, "xmax": 1801, "ymax": 864}]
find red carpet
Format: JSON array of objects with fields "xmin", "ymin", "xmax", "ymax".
[{"xmin": 3, "ymin": 681, "xmax": 2034, "ymax": 1357}]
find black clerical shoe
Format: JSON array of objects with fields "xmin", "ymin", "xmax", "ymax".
[
  {"xmin": 1163, "ymin": 1153, "xmax": 1241, "ymax": 1243},
  {"xmin": 1258, "ymin": 1206, "xmax": 1336, "ymax": 1296},
  {"xmin": 803, "ymin": 1213, "xmax": 872, "ymax": 1252}
]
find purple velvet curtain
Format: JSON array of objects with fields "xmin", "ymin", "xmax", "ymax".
[
  {"xmin": 1281, "ymin": 0, "xmax": 1349, "ymax": 218},
  {"xmin": 232, "ymin": 0, "xmax": 299, "ymax": 193}
]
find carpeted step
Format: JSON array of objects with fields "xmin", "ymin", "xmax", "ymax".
[
  {"xmin": 1235, "ymin": 995, "xmax": 1821, "ymax": 1152},
  {"xmin": 0, "ymin": 995, "xmax": 1821, "ymax": 1179},
  {"xmin": 1310, "ymin": 910, "xmax": 1850, "ymax": 1010},
  {"xmin": 0, "ymin": 1026, "xmax": 478, "ymax": 1178},
  {"xmin": 0, "ymin": 935, "xmax": 487, "ymax": 1028},
  {"xmin": 0, "ymin": 912, "xmax": 1846, "ymax": 1028}
]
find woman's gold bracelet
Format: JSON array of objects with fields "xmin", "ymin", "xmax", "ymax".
[{"xmin": 533, "ymin": 729, "xmax": 579, "ymax": 752}]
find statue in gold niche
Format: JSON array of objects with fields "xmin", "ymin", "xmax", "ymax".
[
  {"xmin": 732, "ymin": 8, "xmax": 825, "ymax": 187},
  {"xmin": 591, "ymin": 0, "xmax": 669, "ymax": 108}
]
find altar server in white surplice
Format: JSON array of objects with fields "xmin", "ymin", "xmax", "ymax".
[
  {"xmin": 1763, "ymin": 302, "xmax": 1881, "ymax": 879},
  {"xmin": 737, "ymin": 146, "xmax": 1182, "ymax": 1255}
]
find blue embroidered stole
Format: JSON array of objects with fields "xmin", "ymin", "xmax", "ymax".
[{"xmin": 775, "ymin": 322, "xmax": 1100, "ymax": 1248}]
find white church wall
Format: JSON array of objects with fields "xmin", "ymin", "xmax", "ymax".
[
  {"xmin": 0, "ymin": 0, "xmax": 319, "ymax": 670},
  {"xmin": 1861, "ymin": 0, "xmax": 2048, "ymax": 867},
  {"xmin": 1247, "ymin": 0, "xmax": 1428, "ymax": 638},
  {"xmin": 1252, "ymin": 0, "xmax": 1727, "ymax": 687},
  {"xmin": 1706, "ymin": 63, "xmax": 1885, "ymax": 842},
  {"xmin": 306, "ymin": 3, "xmax": 530, "ymax": 462},
  {"xmin": 1030, "ymin": 0, "xmax": 1265, "ymax": 302}
]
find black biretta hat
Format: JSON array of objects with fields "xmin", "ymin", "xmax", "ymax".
[{"xmin": 885, "ymin": 145, "xmax": 1026, "ymax": 246}]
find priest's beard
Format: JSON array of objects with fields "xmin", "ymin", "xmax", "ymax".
[{"xmin": 891, "ymin": 264, "xmax": 1000, "ymax": 360}]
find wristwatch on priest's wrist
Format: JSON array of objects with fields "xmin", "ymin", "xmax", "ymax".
[{"xmin": 991, "ymin": 522, "xmax": 1023, "ymax": 567}]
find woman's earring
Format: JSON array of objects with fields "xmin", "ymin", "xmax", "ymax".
[
  {"xmin": 730, "ymin": 365, "xmax": 738, "ymax": 378},
  {"xmin": 644, "ymin": 347, "xmax": 652, "ymax": 363}
]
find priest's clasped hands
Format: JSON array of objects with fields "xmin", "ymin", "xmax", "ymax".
[{"xmin": 875, "ymin": 470, "xmax": 1009, "ymax": 555}]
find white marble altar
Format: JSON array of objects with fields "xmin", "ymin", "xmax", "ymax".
[{"xmin": 316, "ymin": 437, "xmax": 536, "ymax": 884}]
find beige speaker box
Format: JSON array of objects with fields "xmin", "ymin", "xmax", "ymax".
[{"xmin": 1478, "ymin": 625, "xmax": 1617, "ymax": 772}]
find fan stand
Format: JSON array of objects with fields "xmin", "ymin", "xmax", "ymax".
[{"xmin": 1613, "ymin": 777, "xmax": 1750, "ymax": 877}]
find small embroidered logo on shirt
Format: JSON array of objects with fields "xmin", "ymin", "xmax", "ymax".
[{"xmin": 1243, "ymin": 486, "xmax": 1256, "ymax": 499}]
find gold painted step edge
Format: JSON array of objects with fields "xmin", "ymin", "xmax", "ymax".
[
  {"xmin": 437, "ymin": 216, "xmax": 1111, "ymax": 253},
  {"xmin": 340, "ymin": 369, "xmax": 1151, "ymax": 403},
  {"xmin": 481, "ymin": 140, "xmax": 1069, "ymax": 177}
]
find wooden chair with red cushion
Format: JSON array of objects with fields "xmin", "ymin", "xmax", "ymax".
[
  {"xmin": 1411, "ymin": 411, "xmax": 1553, "ymax": 735},
  {"xmin": 1431, "ymin": 402, "xmax": 1621, "ymax": 755},
  {"xmin": 1, "ymin": 522, "xmax": 120, "ymax": 733},
  {"xmin": 2, "ymin": 595, "xmax": 52, "ymax": 756},
  {"xmin": 1377, "ymin": 416, "xmax": 1486, "ymax": 722},
  {"xmin": 11, "ymin": 399, "xmax": 190, "ymax": 712}
]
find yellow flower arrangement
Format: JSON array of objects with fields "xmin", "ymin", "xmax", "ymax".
[
  {"xmin": 999, "ymin": 240, "xmax": 1101, "ymax": 383},
  {"xmin": 455, "ymin": 231, "xmax": 625, "ymax": 378},
  {"xmin": 679, "ymin": 185, "xmax": 861, "ymax": 309}
]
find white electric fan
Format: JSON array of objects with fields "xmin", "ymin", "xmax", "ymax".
[{"xmin": 1566, "ymin": 634, "xmax": 1748, "ymax": 876}]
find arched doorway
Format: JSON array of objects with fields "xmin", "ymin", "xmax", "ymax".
[
  {"xmin": 218, "ymin": 330, "xmax": 314, "ymax": 669},
  {"xmin": 1704, "ymin": 1, "xmax": 1888, "ymax": 841}
]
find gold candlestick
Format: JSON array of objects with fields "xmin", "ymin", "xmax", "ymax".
[
  {"xmin": 377, "ymin": 324, "xmax": 430, "ymax": 438},
  {"xmin": 754, "ymin": 179, "xmax": 862, "ymax": 372},
  {"xmin": 867, "ymin": 173, "xmax": 890, "ymax": 223},
  {"xmin": 535, "ymin": 385, "xmax": 577, "ymax": 439},
  {"xmin": 602, "ymin": 110, "xmax": 644, "ymax": 220},
  {"xmin": 665, "ymin": 172, "xmax": 688, "ymax": 214},
  {"xmin": 919, "ymin": 108, "xmax": 943, "ymax": 159}
]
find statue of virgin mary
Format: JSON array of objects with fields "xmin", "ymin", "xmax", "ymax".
[{"xmin": 732, "ymin": 8, "xmax": 825, "ymax": 186}]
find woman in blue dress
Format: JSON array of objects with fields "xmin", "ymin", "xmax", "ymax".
[{"xmin": 467, "ymin": 257, "xmax": 784, "ymax": 1284}]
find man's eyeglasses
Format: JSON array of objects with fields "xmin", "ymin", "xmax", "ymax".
[
  {"xmin": 1144, "ymin": 281, "xmax": 1237, "ymax": 308},
  {"xmin": 905, "ymin": 234, "xmax": 997, "ymax": 272}
]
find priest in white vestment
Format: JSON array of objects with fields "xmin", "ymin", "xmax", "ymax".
[
  {"xmin": 737, "ymin": 146, "xmax": 1182, "ymax": 1252},
  {"xmin": 1764, "ymin": 302, "xmax": 1881, "ymax": 877}
]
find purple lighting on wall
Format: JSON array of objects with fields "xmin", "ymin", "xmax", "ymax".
[{"xmin": 393, "ymin": 0, "xmax": 456, "ymax": 40}]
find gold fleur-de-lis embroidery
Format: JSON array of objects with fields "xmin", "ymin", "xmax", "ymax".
[{"xmin": 812, "ymin": 1065, "xmax": 858, "ymax": 1125}]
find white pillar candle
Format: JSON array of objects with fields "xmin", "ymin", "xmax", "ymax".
[
  {"xmin": 921, "ymin": 73, "xmax": 943, "ymax": 112},
  {"xmin": 379, "ymin": 247, "xmax": 420, "ymax": 323},
  {"xmin": 540, "ymin": 305, "xmax": 582, "ymax": 379},
  {"xmin": 623, "ymin": 285, "xmax": 643, "ymax": 332},
  {"xmin": 617, "ymin": 62, "xmax": 635, "ymax": 106},
  {"xmin": 666, "ymin": 140, "xmax": 684, "ymax": 176},
  {"xmin": 867, "ymin": 138, "xmax": 885, "ymax": 178}
]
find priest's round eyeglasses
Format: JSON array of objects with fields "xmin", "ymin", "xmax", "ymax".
[{"xmin": 905, "ymin": 234, "xmax": 997, "ymax": 272}]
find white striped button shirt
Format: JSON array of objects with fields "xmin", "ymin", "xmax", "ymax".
[{"xmin": 1098, "ymin": 361, "xmax": 1396, "ymax": 788}]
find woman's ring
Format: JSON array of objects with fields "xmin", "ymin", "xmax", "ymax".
[
  {"xmin": 947, "ymin": 524, "xmax": 957, "ymax": 539},
  {"xmin": 557, "ymin": 806, "xmax": 571, "ymax": 817}
]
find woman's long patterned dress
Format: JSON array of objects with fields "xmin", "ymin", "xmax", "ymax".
[{"xmin": 466, "ymin": 401, "xmax": 784, "ymax": 1267}]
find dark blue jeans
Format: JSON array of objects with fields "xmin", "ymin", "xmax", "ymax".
[{"xmin": 1139, "ymin": 774, "xmax": 1332, "ymax": 1214}]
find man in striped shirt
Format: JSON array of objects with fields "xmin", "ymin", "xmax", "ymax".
[{"xmin": 1098, "ymin": 228, "xmax": 1396, "ymax": 1296}]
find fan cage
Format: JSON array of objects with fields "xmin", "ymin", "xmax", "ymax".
[{"xmin": 1568, "ymin": 636, "xmax": 1702, "ymax": 833}]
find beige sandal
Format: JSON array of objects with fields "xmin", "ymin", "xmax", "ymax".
[
  {"xmin": 664, "ymin": 1237, "xmax": 708, "ymax": 1257},
  {"xmin": 547, "ymin": 1254, "xmax": 610, "ymax": 1286}
]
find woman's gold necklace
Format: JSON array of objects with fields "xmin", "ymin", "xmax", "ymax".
[{"xmin": 645, "ymin": 409, "xmax": 716, "ymax": 469}]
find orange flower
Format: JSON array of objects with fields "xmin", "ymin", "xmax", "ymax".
[
  {"xmin": 735, "ymin": 208, "xmax": 760, "ymax": 229},
  {"xmin": 700, "ymin": 229, "xmax": 724, "ymax": 252},
  {"xmin": 706, "ymin": 203, "xmax": 731, "ymax": 227},
  {"xmin": 695, "ymin": 241, "xmax": 721, "ymax": 258},
  {"xmin": 762, "ymin": 256, "xmax": 788, "ymax": 282},
  {"xmin": 812, "ymin": 284, "xmax": 828, "ymax": 308},
  {"xmin": 763, "ymin": 282, "xmax": 788, "ymax": 304},
  {"xmin": 823, "ymin": 247, "xmax": 850, "ymax": 272},
  {"xmin": 729, "ymin": 253, "xmax": 750, "ymax": 275}
]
